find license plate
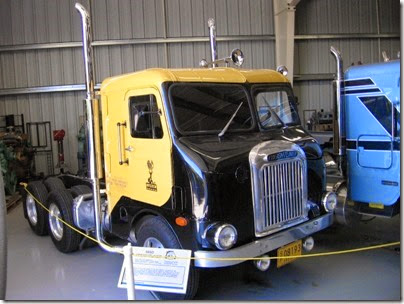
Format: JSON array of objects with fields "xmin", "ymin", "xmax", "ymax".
[
  {"xmin": 369, "ymin": 203, "xmax": 384, "ymax": 209},
  {"xmin": 277, "ymin": 240, "xmax": 302, "ymax": 268}
]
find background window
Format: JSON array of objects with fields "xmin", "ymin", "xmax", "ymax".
[{"xmin": 130, "ymin": 95, "xmax": 163, "ymax": 139}]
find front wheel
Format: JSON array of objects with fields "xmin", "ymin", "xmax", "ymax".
[{"xmin": 137, "ymin": 216, "xmax": 199, "ymax": 300}]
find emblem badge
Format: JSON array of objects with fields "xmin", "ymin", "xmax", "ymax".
[
  {"xmin": 266, "ymin": 150, "xmax": 298, "ymax": 162},
  {"xmin": 146, "ymin": 160, "xmax": 158, "ymax": 191}
]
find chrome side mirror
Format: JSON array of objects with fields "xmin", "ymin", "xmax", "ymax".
[
  {"xmin": 230, "ymin": 49, "xmax": 244, "ymax": 67},
  {"xmin": 276, "ymin": 65, "xmax": 288, "ymax": 76}
]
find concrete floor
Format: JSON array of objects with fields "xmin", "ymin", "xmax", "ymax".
[{"xmin": 5, "ymin": 203, "xmax": 401, "ymax": 301}]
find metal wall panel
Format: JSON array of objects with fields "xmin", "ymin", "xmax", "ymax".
[
  {"xmin": 92, "ymin": 0, "xmax": 165, "ymax": 40},
  {"xmin": 0, "ymin": 93, "xmax": 84, "ymax": 175},
  {"xmin": 0, "ymin": 49, "xmax": 85, "ymax": 89},
  {"xmin": 296, "ymin": 0, "xmax": 378, "ymax": 34},
  {"xmin": 379, "ymin": 0, "xmax": 400, "ymax": 33},
  {"xmin": 294, "ymin": 0, "xmax": 400, "ymax": 120},
  {"xmin": 0, "ymin": 0, "xmax": 87, "ymax": 46},
  {"xmin": 167, "ymin": 40, "xmax": 275, "ymax": 69},
  {"xmin": 0, "ymin": 0, "xmax": 276, "ymax": 175},
  {"xmin": 166, "ymin": 0, "xmax": 274, "ymax": 37}
]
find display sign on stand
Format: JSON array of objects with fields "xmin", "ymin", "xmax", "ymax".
[{"xmin": 118, "ymin": 246, "xmax": 192, "ymax": 294}]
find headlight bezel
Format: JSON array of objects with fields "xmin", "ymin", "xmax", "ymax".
[
  {"xmin": 322, "ymin": 191, "xmax": 337, "ymax": 212},
  {"xmin": 205, "ymin": 222, "xmax": 238, "ymax": 250}
]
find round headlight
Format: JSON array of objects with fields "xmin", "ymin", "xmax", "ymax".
[
  {"xmin": 322, "ymin": 191, "xmax": 337, "ymax": 212},
  {"xmin": 213, "ymin": 224, "xmax": 238, "ymax": 250}
]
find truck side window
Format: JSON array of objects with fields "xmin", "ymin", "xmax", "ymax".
[
  {"xmin": 252, "ymin": 87, "xmax": 300, "ymax": 128},
  {"xmin": 129, "ymin": 95, "xmax": 163, "ymax": 139},
  {"xmin": 359, "ymin": 95, "xmax": 400, "ymax": 136}
]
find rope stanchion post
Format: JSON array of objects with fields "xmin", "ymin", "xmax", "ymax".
[{"xmin": 124, "ymin": 243, "xmax": 135, "ymax": 300}]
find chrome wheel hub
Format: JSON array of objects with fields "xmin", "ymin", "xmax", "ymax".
[
  {"xmin": 26, "ymin": 195, "xmax": 38, "ymax": 225},
  {"xmin": 49, "ymin": 203, "xmax": 63, "ymax": 241},
  {"xmin": 143, "ymin": 237, "xmax": 164, "ymax": 248}
]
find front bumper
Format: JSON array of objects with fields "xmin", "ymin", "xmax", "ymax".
[{"xmin": 194, "ymin": 213, "xmax": 333, "ymax": 268}]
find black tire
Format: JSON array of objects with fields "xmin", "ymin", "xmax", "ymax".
[
  {"xmin": 137, "ymin": 217, "xmax": 199, "ymax": 300},
  {"xmin": 70, "ymin": 185, "xmax": 92, "ymax": 198},
  {"xmin": 44, "ymin": 177, "xmax": 65, "ymax": 192},
  {"xmin": 46, "ymin": 190, "xmax": 81, "ymax": 253},
  {"xmin": 308, "ymin": 171, "xmax": 323, "ymax": 203},
  {"xmin": 0, "ymin": 173, "xmax": 7, "ymax": 299},
  {"xmin": 23, "ymin": 181, "xmax": 49, "ymax": 236}
]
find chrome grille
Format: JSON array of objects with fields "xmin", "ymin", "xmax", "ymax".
[
  {"xmin": 260, "ymin": 159, "xmax": 305, "ymax": 230},
  {"xmin": 249, "ymin": 141, "xmax": 308, "ymax": 237}
]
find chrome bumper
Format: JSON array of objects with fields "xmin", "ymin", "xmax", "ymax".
[{"xmin": 194, "ymin": 213, "xmax": 333, "ymax": 268}]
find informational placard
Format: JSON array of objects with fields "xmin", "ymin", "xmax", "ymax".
[{"xmin": 117, "ymin": 246, "xmax": 192, "ymax": 294}]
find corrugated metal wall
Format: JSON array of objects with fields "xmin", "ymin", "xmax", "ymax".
[
  {"xmin": 294, "ymin": 0, "xmax": 400, "ymax": 122},
  {"xmin": 0, "ymin": 0, "xmax": 399, "ymax": 175},
  {"xmin": 0, "ymin": 0, "xmax": 275, "ymax": 175}
]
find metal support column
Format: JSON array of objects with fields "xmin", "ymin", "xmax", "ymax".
[{"xmin": 273, "ymin": 0, "xmax": 300, "ymax": 85}]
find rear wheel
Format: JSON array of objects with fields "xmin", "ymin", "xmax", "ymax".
[
  {"xmin": 23, "ymin": 181, "xmax": 49, "ymax": 236},
  {"xmin": 47, "ymin": 190, "xmax": 81, "ymax": 253},
  {"xmin": 137, "ymin": 216, "xmax": 199, "ymax": 300},
  {"xmin": 44, "ymin": 177, "xmax": 65, "ymax": 192},
  {"xmin": 70, "ymin": 185, "xmax": 92, "ymax": 198}
]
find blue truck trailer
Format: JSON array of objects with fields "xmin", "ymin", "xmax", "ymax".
[{"xmin": 329, "ymin": 47, "xmax": 400, "ymax": 225}]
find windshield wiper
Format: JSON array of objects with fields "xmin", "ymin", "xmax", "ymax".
[{"xmin": 218, "ymin": 102, "xmax": 244, "ymax": 138}]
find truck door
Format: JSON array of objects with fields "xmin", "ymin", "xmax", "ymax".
[
  {"xmin": 346, "ymin": 93, "xmax": 400, "ymax": 207},
  {"xmin": 106, "ymin": 87, "xmax": 173, "ymax": 211},
  {"xmin": 123, "ymin": 88, "xmax": 174, "ymax": 207}
]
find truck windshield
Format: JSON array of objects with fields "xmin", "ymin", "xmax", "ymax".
[
  {"xmin": 252, "ymin": 86, "xmax": 300, "ymax": 128},
  {"xmin": 169, "ymin": 84, "xmax": 253, "ymax": 134}
]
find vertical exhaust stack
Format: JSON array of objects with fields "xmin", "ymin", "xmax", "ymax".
[
  {"xmin": 75, "ymin": 3, "xmax": 121, "ymax": 254},
  {"xmin": 208, "ymin": 18, "xmax": 218, "ymax": 68},
  {"xmin": 330, "ymin": 46, "xmax": 346, "ymax": 175}
]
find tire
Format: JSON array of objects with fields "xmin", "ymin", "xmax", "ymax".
[
  {"xmin": 137, "ymin": 216, "xmax": 199, "ymax": 300},
  {"xmin": 308, "ymin": 171, "xmax": 323, "ymax": 203},
  {"xmin": 23, "ymin": 181, "xmax": 49, "ymax": 236},
  {"xmin": 44, "ymin": 177, "xmax": 65, "ymax": 192},
  {"xmin": 46, "ymin": 189, "xmax": 81, "ymax": 253},
  {"xmin": 0, "ymin": 173, "xmax": 7, "ymax": 299},
  {"xmin": 70, "ymin": 185, "xmax": 92, "ymax": 198}
]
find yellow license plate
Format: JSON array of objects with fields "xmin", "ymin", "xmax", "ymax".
[
  {"xmin": 277, "ymin": 240, "xmax": 302, "ymax": 268},
  {"xmin": 369, "ymin": 203, "xmax": 384, "ymax": 209}
]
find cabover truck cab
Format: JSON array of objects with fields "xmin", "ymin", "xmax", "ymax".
[
  {"xmin": 330, "ymin": 47, "xmax": 400, "ymax": 225},
  {"xmin": 22, "ymin": 4, "xmax": 336, "ymax": 300}
]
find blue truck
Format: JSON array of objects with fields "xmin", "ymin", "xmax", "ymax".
[{"xmin": 329, "ymin": 47, "xmax": 400, "ymax": 225}]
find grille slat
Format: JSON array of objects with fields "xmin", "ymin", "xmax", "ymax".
[
  {"xmin": 259, "ymin": 159, "xmax": 305, "ymax": 232},
  {"xmin": 270, "ymin": 165, "xmax": 275, "ymax": 226}
]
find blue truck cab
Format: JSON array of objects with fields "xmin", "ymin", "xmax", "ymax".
[{"xmin": 344, "ymin": 60, "xmax": 400, "ymax": 217}]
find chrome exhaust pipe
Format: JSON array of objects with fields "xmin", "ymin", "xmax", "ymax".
[
  {"xmin": 208, "ymin": 18, "xmax": 218, "ymax": 68},
  {"xmin": 75, "ymin": 3, "xmax": 121, "ymax": 254},
  {"xmin": 330, "ymin": 46, "xmax": 346, "ymax": 175}
]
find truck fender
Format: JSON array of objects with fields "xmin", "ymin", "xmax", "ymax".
[{"xmin": 129, "ymin": 210, "xmax": 181, "ymax": 247}]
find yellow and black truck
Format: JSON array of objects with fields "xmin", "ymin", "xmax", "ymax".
[{"xmin": 22, "ymin": 3, "xmax": 336, "ymax": 300}]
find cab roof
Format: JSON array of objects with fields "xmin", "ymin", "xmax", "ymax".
[{"xmin": 100, "ymin": 67, "xmax": 289, "ymax": 94}]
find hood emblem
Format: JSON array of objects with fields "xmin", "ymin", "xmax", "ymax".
[{"xmin": 266, "ymin": 150, "xmax": 298, "ymax": 162}]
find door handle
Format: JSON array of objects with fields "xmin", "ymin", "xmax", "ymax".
[
  {"xmin": 125, "ymin": 146, "xmax": 134, "ymax": 152},
  {"xmin": 117, "ymin": 122, "xmax": 129, "ymax": 165}
]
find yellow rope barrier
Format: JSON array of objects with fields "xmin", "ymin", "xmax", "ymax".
[{"xmin": 20, "ymin": 183, "xmax": 400, "ymax": 261}]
